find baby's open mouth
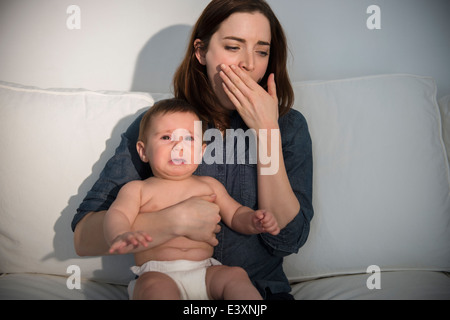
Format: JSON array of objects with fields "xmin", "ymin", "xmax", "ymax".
[{"xmin": 171, "ymin": 158, "xmax": 187, "ymax": 165}]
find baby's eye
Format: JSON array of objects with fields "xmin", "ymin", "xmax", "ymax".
[
  {"xmin": 184, "ymin": 135, "xmax": 194, "ymax": 142},
  {"xmin": 161, "ymin": 135, "xmax": 171, "ymax": 140}
]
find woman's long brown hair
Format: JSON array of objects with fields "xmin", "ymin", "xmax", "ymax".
[{"xmin": 173, "ymin": 0, "xmax": 294, "ymax": 131}]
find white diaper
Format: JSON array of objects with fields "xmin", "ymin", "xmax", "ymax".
[{"xmin": 127, "ymin": 258, "xmax": 222, "ymax": 300}]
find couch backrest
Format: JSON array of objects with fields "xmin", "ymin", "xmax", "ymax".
[
  {"xmin": 285, "ymin": 74, "xmax": 450, "ymax": 281},
  {"xmin": 0, "ymin": 75, "xmax": 449, "ymax": 286},
  {"xmin": 0, "ymin": 81, "xmax": 172, "ymax": 284}
]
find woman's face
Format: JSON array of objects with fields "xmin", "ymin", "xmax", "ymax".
[{"xmin": 195, "ymin": 12, "xmax": 271, "ymax": 110}]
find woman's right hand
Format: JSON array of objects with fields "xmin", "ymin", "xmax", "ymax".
[
  {"xmin": 74, "ymin": 194, "xmax": 221, "ymax": 257},
  {"xmin": 170, "ymin": 194, "xmax": 221, "ymax": 246}
]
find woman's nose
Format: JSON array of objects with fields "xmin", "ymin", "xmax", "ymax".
[{"xmin": 238, "ymin": 51, "xmax": 255, "ymax": 72}]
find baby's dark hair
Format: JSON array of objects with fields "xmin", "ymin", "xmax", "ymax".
[{"xmin": 138, "ymin": 98, "xmax": 205, "ymax": 143}]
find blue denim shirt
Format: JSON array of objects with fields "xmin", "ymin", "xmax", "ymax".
[{"xmin": 73, "ymin": 108, "xmax": 313, "ymax": 298}]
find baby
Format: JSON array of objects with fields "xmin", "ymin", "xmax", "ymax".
[{"xmin": 104, "ymin": 98, "xmax": 280, "ymax": 300}]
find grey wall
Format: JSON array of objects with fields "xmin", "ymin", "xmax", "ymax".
[
  {"xmin": 270, "ymin": 0, "xmax": 450, "ymax": 97},
  {"xmin": 0, "ymin": 0, "xmax": 449, "ymax": 97}
]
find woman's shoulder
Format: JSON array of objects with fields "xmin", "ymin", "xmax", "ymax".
[{"xmin": 279, "ymin": 108, "xmax": 309, "ymax": 132}]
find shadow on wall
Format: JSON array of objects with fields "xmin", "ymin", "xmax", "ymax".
[{"xmin": 131, "ymin": 24, "xmax": 193, "ymax": 93}]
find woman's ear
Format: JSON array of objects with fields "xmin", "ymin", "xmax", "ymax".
[
  {"xmin": 194, "ymin": 39, "xmax": 206, "ymax": 66},
  {"xmin": 136, "ymin": 141, "xmax": 149, "ymax": 163}
]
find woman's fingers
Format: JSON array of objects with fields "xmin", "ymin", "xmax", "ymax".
[
  {"xmin": 222, "ymin": 81, "xmax": 243, "ymax": 110},
  {"xmin": 222, "ymin": 64, "xmax": 258, "ymax": 90},
  {"xmin": 220, "ymin": 68, "xmax": 248, "ymax": 110},
  {"xmin": 220, "ymin": 64, "xmax": 279, "ymax": 131},
  {"xmin": 267, "ymin": 73, "xmax": 277, "ymax": 100}
]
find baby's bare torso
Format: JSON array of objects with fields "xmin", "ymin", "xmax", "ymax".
[{"xmin": 134, "ymin": 176, "xmax": 215, "ymax": 266}]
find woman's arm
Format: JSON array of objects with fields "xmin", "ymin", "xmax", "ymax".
[
  {"xmin": 74, "ymin": 210, "xmax": 110, "ymax": 256},
  {"xmin": 259, "ymin": 111, "xmax": 314, "ymax": 256},
  {"xmin": 74, "ymin": 194, "xmax": 221, "ymax": 256},
  {"xmin": 257, "ymin": 128, "xmax": 300, "ymax": 229},
  {"xmin": 74, "ymin": 209, "xmax": 182, "ymax": 257},
  {"xmin": 220, "ymin": 65, "xmax": 314, "ymax": 255},
  {"xmin": 220, "ymin": 65, "xmax": 299, "ymax": 228}
]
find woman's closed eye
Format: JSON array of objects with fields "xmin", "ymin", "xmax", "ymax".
[
  {"xmin": 257, "ymin": 50, "xmax": 269, "ymax": 57},
  {"xmin": 225, "ymin": 45, "xmax": 239, "ymax": 52},
  {"xmin": 224, "ymin": 46, "xmax": 269, "ymax": 58}
]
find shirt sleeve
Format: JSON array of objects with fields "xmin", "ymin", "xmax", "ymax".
[
  {"xmin": 71, "ymin": 109, "xmax": 151, "ymax": 231},
  {"xmin": 259, "ymin": 109, "xmax": 314, "ymax": 257}
]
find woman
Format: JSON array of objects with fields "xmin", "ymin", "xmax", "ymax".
[{"xmin": 72, "ymin": 0, "xmax": 313, "ymax": 300}]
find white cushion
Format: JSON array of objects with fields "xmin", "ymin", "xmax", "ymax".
[
  {"xmin": 285, "ymin": 74, "xmax": 450, "ymax": 281},
  {"xmin": 0, "ymin": 81, "xmax": 172, "ymax": 285},
  {"xmin": 0, "ymin": 273, "xmax": 127, "ymax": 300},
  {"xmin": 290, "ymin": 271, "xmax": 450, "ymax": 300}
]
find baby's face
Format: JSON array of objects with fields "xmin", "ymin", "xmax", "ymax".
[{"xmin": 142, "ymin": 111, "xmax": 204, "ymax": 180}]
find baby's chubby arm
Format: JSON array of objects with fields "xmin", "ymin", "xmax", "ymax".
[
  {"xmin": 104, "ymin": 181, "xmax": 152, "ymax": 254},
  {"xmin": 201, "ymin": 177, "xmax": 280, "ymax": 236}
]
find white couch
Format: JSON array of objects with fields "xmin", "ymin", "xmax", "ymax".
[{"xmin": 1, "ymin": 74, "xmax": 449, "ymax": 300}]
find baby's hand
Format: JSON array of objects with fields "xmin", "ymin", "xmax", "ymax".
[
  {"xmin": 109, "ymin": 231, "xmax": 152, "ymax": 254},
  {"xmin": 253, "ymin": 210, "xmax": 280, "ymax": 236}
]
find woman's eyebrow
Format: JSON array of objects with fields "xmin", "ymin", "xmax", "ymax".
[{"xmin": 223, "ymin": 36, "xmax": 270, "ymax": 46}]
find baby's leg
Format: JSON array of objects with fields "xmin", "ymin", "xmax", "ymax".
[
  {"xmin": 206, "ymin": 265, "xmax": 262, "ymax": 300},
  {"xmin": 132, "ymin": 271, "xmax": 181, "ymax": 300}
]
